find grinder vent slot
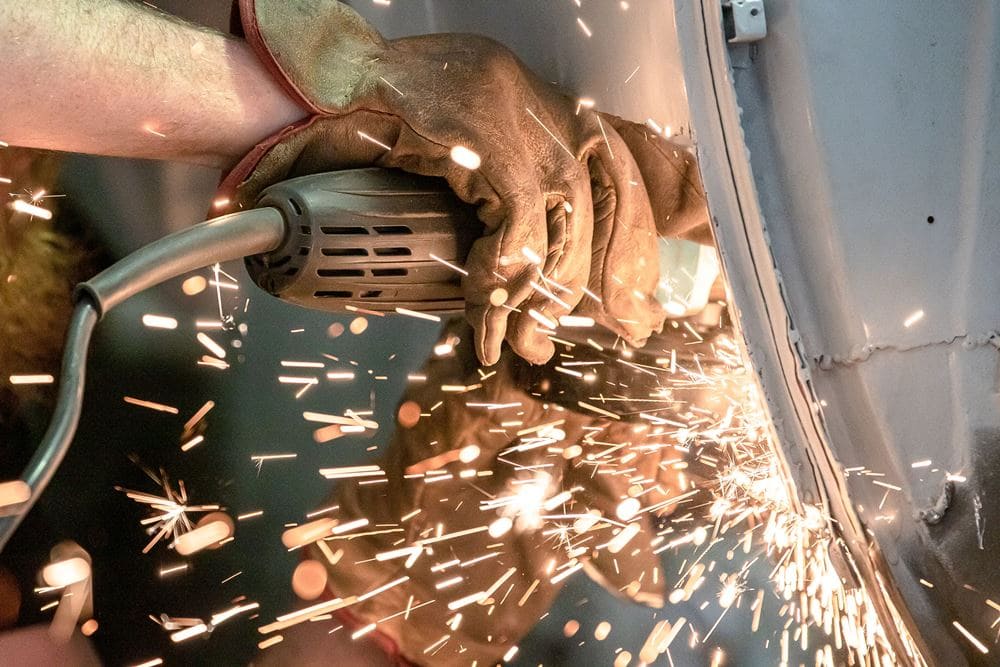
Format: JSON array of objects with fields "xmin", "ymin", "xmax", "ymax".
[
  {"xmin": 321, "ymin": 248, "xmax": 369, "ymax": 256},
  {"xmin": 317, "ymin": 268, "xmax": 365, "ymax": 277},
  {"xmin": 373, "ymin": 247, "xmax": 412, "ymax": 257},
  {"xmin": 321, "ymin": 226, "xmax": 369, "ymax": 235}
]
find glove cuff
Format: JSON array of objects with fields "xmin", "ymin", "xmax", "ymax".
[
  {"xmin": 235, "ymin": 0, "xmax": 318, "ymax": 114},
  {"xmin": 236, "ymin": 0, "xmax": 384, "ymax": 112},
  {"xmin": 215, "ymin": 116, "xmax": 318, "ymax": 210},
  {"xmin": 218, "ymin": 0, "xmax": 385, "ymax": 209}
]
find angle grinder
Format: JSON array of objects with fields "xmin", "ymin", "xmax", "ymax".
[{"xmin": 244, "ymin": 168, "xmax": 481, "ymax": 314}]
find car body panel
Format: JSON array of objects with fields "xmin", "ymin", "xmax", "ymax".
[{"xmin": 675, "ymin": 1, "xmax": 1000, "ymax": 663}]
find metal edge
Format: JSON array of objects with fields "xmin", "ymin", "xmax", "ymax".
[{"xmin": 672, "ymin": 0, "xmax": 931, "ymax": 663}]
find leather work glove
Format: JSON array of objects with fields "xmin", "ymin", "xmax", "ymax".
[
  {"xmin": 220, "ymin": 0, "xmax": 666, "ymax": 366},
  {"xmin": 290, "ymin": 322, "xmax": 722, "ymax": 667},
  {"xmin": 601, "ymin": 116, "xmax": 710, "ymax": 246}
]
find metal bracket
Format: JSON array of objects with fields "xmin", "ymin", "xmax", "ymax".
[{"xmin": 723, "ymin": 0, "xmax": 767, "ymax": 43}]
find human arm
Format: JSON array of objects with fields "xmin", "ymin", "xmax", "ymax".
[{"xmin": 0, "ymin": 0, "xmax": 306, "ymax": 169}]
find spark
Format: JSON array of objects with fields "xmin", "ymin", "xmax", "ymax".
[
  {"xmin": 278, "ymin": 376, "xmax": 317, "ymax": 385},
  {"xmin": 174, "ymin": 519, "xmax": 231, "ymax": 556},
  {"xmin": 550, "ymin": 561, "xmax": 584, "ymax": 584},
  {"xmin": 903, "ymin": 309, "xmax": 925, "ymax": 327},
  {"xmin": 158, "ymin": 563, "xmax": 189, "ymax": 577},
  {"xmin": 117, "ymin": 469, "xmax": 221, "ymax": 554},
  {"xmin": 198, "ymin": 356, "xmax": 229, "ymax": 370},
  {"xmin": 182, "ymin": 276, "xmax": 207, "ymax": 295},
  {"xmin": 281, "ymin": 360, "xmax": 324, "ymax": 368},
  {"xmin": 282, "ymin": 518, "xmax": 338, "ymax": 549},
  {"xmin": 41, "ymin": 557, "xmax": 91, "ymax": 588},
  {"xmin": 170, "ymin": 623, "xmax": 208, "ymax": 643},
  {"xmin": 357, "ymin": 130, "xmax": 393, "ymax": 152},
  {"xmin": 530, "ymin": 280, "xmax": 571, "ymax": 309},
  {"xmin": 576, "ymin": 17, "xmax": 592, "ymax": 37},
  {"xmin": 183, "ymin": 400, "xmax": 215, "ymax": 432},
  {"xmin": 450, "ymin": 145, "xmax": 481, "ymax": 170},
  {"xmin": 953, "ymin": 621, "xmax": 989, "ymax": 653},
  {"xmin": 526, "ymin": 107, "xmax": 576, "ymax": 160},
  {"xmin": 521, "ymin": 246, "xmax": 543, "ymax": 265},
  {"xmin": 395, "ymin": 307, "xmax": 442, "ymax": 322},
  {"xmin": 430, "ymin": 253, "xmax": 469, "ymax": 276},
  {"xmin": 124, "ymin": 397, "xmax": 179, "ymax": 414},
  {"xmin": 251, "ymin": 453, "xmax": 296, "ymax": 466},
  {"xmin": 331, "ymin": 518, "xmax": 370, "ymax": 535},
  {"xmin": 0, "ymin": 480, "xmax": 30, "ymax": 508},
  {"xmin": 304, "ymin": 411, "xmax": 377, "ymax": 429},
  {"xmin": 180, "ymin": 435, "xmax": 204, "ymax": 452},
  {"xmin": 197, "ymin": 332, "xmax": 227, "ymax": 359},
  {"xmin": 143, "ymin": 123, "xmax": 167, "ymax": 138},
  {"xmin": 319, "ymin": 465, "xmax": 385, "ymax": 480},
  {"xmin": 577, "ymin": 400, "xmax": 620, "ymax": 420},
  {"xmin": 142, "ymin": 314, "xmax": 178, "ymax": 329},
  {"xmin": 10, "ymin": 199, "xmax": 53, "ymax": 219},
  {"xmin": 559, "ymin": 315, "xmax": 595, "ymax": 328},
  {"xmin": 378, "ymin": 75, "xmax": 405, "ymax": 96},
  {"xmin": 9, "ymin": 374, "xmax": 54, "ymax": 385},
  {"xmin": 528, "ymin": 309, "xmax": 557, "ymax": 330},
  {"xmin": 211, "ymin": 602, "xmax": 260, "ymax": 626}
]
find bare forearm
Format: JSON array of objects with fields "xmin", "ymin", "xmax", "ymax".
[{"xmin": 0, "ymin": 0, "xmax": 306, "ymax": 169}]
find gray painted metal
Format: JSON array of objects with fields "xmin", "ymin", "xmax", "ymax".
[{"xmin": 676, "ymin": 0, "xmax": 1000, "ymax": 664}]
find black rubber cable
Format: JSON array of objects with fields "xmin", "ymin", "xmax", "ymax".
[{"xmin": 0, "ymin": 207, "xmax": 287, "ymax": 552}]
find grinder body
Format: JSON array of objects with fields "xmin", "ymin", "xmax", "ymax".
[{"xmin": 247, "ymin": 169, "xmax": 481, "ymax": 314}]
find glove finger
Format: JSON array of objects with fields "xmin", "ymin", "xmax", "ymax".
[
  {"xmin": 508, "ymin": 183, "xmax": 593, "ymax": 364},
  {"xmin": 598, "ymin": 114, "xmax": 711, "ymax": 244},
  {"xmin": 310, "ymin": 114, "xmax": 550, "ymax": 368},
  {"xmin": 462, "ymin": 187, "xmax": 552, "ymax": 366},
  {"xmin": 576, "ymin": 119, "xmax": 665, "ymax": 346}
]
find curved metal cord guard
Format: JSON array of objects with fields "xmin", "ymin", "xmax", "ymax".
[{"xmin": 0, "ymin": 207, "xmax": 286, "ymax": 552}]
